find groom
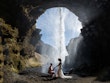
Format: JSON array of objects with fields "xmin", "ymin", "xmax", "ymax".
[{"xmin": 48, "ymin": 63, "xmax": 55, "ymax": 78}]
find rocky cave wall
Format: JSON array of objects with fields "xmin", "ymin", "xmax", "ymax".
[
  {"xmin": 0, "ymin": 0, "xmax": 105, "ymax": 36},
  {"xmin": 0, "ymin": 0, "xmax": 110, "ymax": 81},
  {"xmin": 65, "ymin": 1, "xmax": 110, "ymax": 76}
]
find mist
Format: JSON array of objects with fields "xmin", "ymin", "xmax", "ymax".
[
  {"xmin": 64, "ymin": 35, "xmax": 83, "ymax": 70},
  {"xmin": 36, "ymin": 7, "xmax": 82, "ymax": 73}
]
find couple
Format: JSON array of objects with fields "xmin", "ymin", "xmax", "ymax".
[{"xmin": 48, "ymin": 58, "xmax": 72, "ymax": 78}]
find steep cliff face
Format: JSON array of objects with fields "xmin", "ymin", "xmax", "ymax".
[
  {"xmin": 30, "ymin": 28, "xmax": 42, "ymax": 46},
  {"xmin": 64, "ymin": 36, "xmax": 83, "ymax": 69},
  {"xmin": 35, "ymin": 40, "xmax": 57, "ymax": 61}
]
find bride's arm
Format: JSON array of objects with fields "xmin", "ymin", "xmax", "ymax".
[{"xmin": 53, "ymin": 63, "xmax": 60, "ymax": 70}]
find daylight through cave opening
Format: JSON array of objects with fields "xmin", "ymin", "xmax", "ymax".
[{"xmin": 36, "ymin": 7, "xmax": 83, "ymax": 73}]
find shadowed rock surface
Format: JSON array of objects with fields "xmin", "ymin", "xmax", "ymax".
[{"xmin": 0, "ymin": 0, "xmax": 110, "ymax": 82}]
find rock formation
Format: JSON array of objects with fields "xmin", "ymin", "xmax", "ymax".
[
  {"xmin": 64, "ymin": 36, "xmax": 83, "ymax": 69},
  {"xmin": 0, "ymin": 0, "xmax": 110, "ymax": 81},
  {"xmin": 0, "ymin": 18, "xmax": 43, "ymax": 83}
]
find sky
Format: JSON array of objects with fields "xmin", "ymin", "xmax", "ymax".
[{"xmin": 36, "ymin": 7, "xmax": 82, "ymax": 47}]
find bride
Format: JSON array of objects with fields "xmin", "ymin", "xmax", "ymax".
[{"xmin": 55, "ymin": 58, "xmax": 72, "ymax": 78}]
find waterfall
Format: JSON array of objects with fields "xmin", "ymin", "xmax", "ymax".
[
  {"xmin": 57, "ymin": 8, "xmax": 68, "ymax": 63},
  {"xmin": 41, "ymin": 8, "xmax": 69, "ymax": 73},
  {"xmin": 36, "ymin": 7, "xmax": 82, "ymax": 73}
]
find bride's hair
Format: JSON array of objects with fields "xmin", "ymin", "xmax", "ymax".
[{"xmin": 58, "ymin": 58, "xmax": 61, "ymax": 61}]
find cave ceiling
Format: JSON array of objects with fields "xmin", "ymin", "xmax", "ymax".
[
  {"xmin": 0, "ymin": 0, "xmax": 108, "ymax": 36},
  {"xmin": 22, "ymin": 0, "xmax": 105, "ymax": 25}
]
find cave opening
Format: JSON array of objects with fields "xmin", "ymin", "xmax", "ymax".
[
  {"xmin": 1, "ymin": 0, "xmax": 110, "ymax": 82},
  {"xmin": 35, "ymin": 7, "xmax": 83, "ymax": 73}
]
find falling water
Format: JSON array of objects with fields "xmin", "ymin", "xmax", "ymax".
[
  {"xmin": 57, "ymin": 8, "xmax": 68, "ymax": 63},
  {"xmin": 36, "ymin": 7, "xmax": 82, "ymax": 73}
]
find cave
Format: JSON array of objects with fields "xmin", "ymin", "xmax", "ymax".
[
  {"xmin": 35, "ymin": 7, "xmax": 83, "ymax": 73},
  {"xmin": 0, "ymin": 0, "xmax": 110, "ymax": 82}
]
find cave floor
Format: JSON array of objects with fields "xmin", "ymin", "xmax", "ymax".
[{"xmin": 4, "ymin": 67, "xmax": 110, "ymax": 83}]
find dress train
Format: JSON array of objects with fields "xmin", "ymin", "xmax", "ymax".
[{"xmin": 56, "ymin": 68, "xmax": 72, "ymax": 79}]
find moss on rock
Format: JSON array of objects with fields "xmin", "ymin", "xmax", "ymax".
[
  {"xmin": 0, "ymin": 18, "xmax": 42, "ymax": 73},
  {"xmin": 0, "ymin": 18, "xmax": 25, "ymax": 73}
]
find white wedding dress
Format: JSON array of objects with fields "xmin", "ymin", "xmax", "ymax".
[{"xmin": 56, "ymin": 62, "xmax": 72, "ymax": 78}]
